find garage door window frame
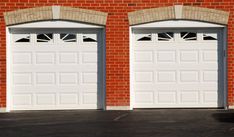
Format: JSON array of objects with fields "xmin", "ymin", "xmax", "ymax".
[{"xmin": 129, "ymin": 20, "xmax": 228, "ymax": 110}]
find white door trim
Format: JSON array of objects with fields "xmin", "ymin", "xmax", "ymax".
[
  {"xmin": 6, "ymin": 21, "xmax": 106, "ymax": 111},
  {"xmin": 129, "ymin": 20, "xmax": 227, "ymax": 110}
]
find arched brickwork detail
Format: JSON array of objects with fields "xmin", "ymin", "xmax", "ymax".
[
  {"xmin": 128, "ymin": 5, "xmax": 229, "ymax": 25},
  {"xmin": 4, "ymin": 6, "xmax": 108, "ymax": 26}
]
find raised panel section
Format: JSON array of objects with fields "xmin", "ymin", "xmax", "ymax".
[
  {"xmin": 36, "ymin": 94, "xmax": 56, "ymax": 105},
  {"xmin": 59, "ymin": 73, "xmax": 78, "ymax": 84},
  {"xmin": 60, "ymin": 93, "xmax": 78, "ymax": 105},
  {"xmin": 203, "ymin": 91, "xmax": 217, "ymax": 103},
  {"xmin": 135, "ymin": 71, "xmax": 153, "ymax": 83},
  {"xmin": 59, "ymin": 52, "xmax": 78, "ymax": 64},
  {"xmin": 203, "ymin": 71, "xmax": 217, "ymax": 82},
  {"xmin": 202, "ymin": 51, "xmax": 217, "ymax": 62},
  {"xmin": 36, "ymin": 52, "xmax": 55, "ymax": 64},
  {"xmin": 157, "ymin": 51, "xmax": 176, "ymax": 62},
  {"xmin": 83, "ymin": 93, "xmax": 97, "ymax": 104},
  {"xmin": 12, "ymin": 94, "xmax": 32, "ymax": 105},
  {"xmin": 13, "ymin": 73, "xmax": 32, "ymax": 85},
  {"xmin": 157, "ymin": 71, "xmax": 176, "ymax": 82},
  {"xmin": 134, "ymin": 51, "xmax": 153, "ymax": 62},
  {"xmin": 13, "ymin": 52, "xmax": 32, "ymax": 64},
  {"xmin": 36, "ymin": 73, "xmax": 55, "ymax": 84},
  {"xmin": 180, "ymin": 91, "xmax": 199, "ymax": 103},
  {"xmin": 82, "ymin": 52, "xmax": 97, "ymax": 63},
  {"xmin": 158, "ymin": 91, "xmax": 176, "ymax": 103},
  {"xmin": 180, "ymin": 51, "xmax": 198, "ymax": 62},
  {"xmin": 135, "ymin": 91, "xmax": 154, "ymax": 104},
  {"xmin": 82, "ymin": 73, "xmax": 97, "ymax": 84},
  {"xmin": 180, "ymin": 71, "xmax": 199, "ymax": 82}
]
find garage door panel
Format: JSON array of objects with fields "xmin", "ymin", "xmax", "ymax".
[
  {"xmin": 59, "ymin": 52, "xmax": 78, "ymax": 64},
  {"xmin": 180, "ymin": 50, "xmax": 199, "ymax": 62},
  {"xmin": 13, "ymin": 52, "xmax": 32, "ymax": 64},
  {"xmin": 13, "ymin": 72, "xmax": 33, "ymax": 85},
  {"xmin": 35, "ymin": 93, "xmax": 56, "ymax": 105},
  {"xmin": 11, "ymin": 31, "xmax": 102, "ymax": 110},
  {"xmin": 134, "ymin": 71, "xmax": 154, "ymax": 83},
  {"xmin": 12, "ymin": 94, "xmax": 33, "ymax": 106},
  {"xmin": 135, "ymin": 91, "xmax": 154, "ymax": 104},
  {"xmin": 157, "ymin": 71, "xmax": 176, "ymax": 82},
  {"xmin": 35, "ymin": 52, "xmax": 56, "ymax": 64},
  {"xmin": 157, "ymin": 91, "xmax": 177, "ymax": 104},
  {"xmin": 59, "ymin": 93, "xmax": 79, "ymax": 105},
  {"xmin": 157, "ymin": 50, "xmax": 176, "ymax": 63},
  {"xmin": 36, "ymin": 72, "xmax": 56, "ymax": 85},
  {"xmin": 180, "ymin": 91, "xmax": 199, "ymax": 103},
  {"xmin": 133, "ymin": 30, "xmax": 221, "ymax": 108}
]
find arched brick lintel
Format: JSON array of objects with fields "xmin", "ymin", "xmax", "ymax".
[
  {"xmin": 4, "ymin": 6, "xmax": 108, "ymax": 26},
  {"xmin": 128, "ymin": 5, "xmax": 230, "ymax": 25}
]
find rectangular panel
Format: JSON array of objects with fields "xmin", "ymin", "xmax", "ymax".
[
  {"xmin": 36, "ymin": 52, "xmax": 55, "ymax": 64},
  {"xmin": 60, "ymin": 93, "xmax": 78, "ymax": 105},
  {"xmin": 82, "ymin": 72, "xmax": 97, "ymax": 84},
  {"xmin": 157, "ymin": 51, "xmax": 176, "ymax": 62},
  {"xmin": 36, "ymin": 73, "xmax": 55, "ymax": 84},
  {"xmin": 158, "ymin": 91, "xmax": 176, "ymax": 103},
  {"xmin": 135, "ymin": 71, "xmax": 153, "ymax": 83},
  {"xmin": 203, "ymin": 91, "xmax": 217, "ymax": 103},
  {"xmin": 36, "ymin": 94, "xmax": 56, "ymax": 105},
  {"xmin": 180, "ymin": 51, "xmax": 198, "ymax": 62},
  {"xmin": 12, "ymin": 94, "xmax": 32, "ymax": 105},
  {"xmin": 83, "ymin": 93, "xmax": 97, "ymax": 104},
  {"xmin": 180, "ymin": 91, "xmax": 199, "ymax": 103},
  {"xmin": 59, "ymin": 73, "xmax": 78, "ymax": 84},
  {"xmin": 157, "ymin": 71, "xmax": 176, "ymax": 82},
  {"xmin": 13, "ymin": 52, "xmax": 32, "ymax": 64},
  {"xmin": 180, "ymin": 71, "xmax": 199, "ymax": 82},
  {"xmin": 59, "ymin": 52, "xmax": 78, "ymax": 64},
  {"xmin": 13, "ymin": 73, "xmax": 32, "ymax": 85},
  {"xmin": 82, "ymin": 52, "xmax": 97, "ymax": 63},
  {"xmin": 135, "ymin": 91, "xmax": 154, "ymax": 104},
  {"xmin": 203, "ymin": 51, "xmax": 217, "ymax": 62},
  {"xmin": 203, "ymin": 71, "xmax": 217, "ymax": 82},
  {"xmin": 134, "ymin": 51, "xmax": 153, "ymax": 62}
]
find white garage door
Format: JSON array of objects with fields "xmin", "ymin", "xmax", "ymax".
[
  {"xmin": 10, "ymin": 29, "xmax": 103, "ymax": 110},
  {"xmin": 132, "ymin": 29, "xmax": 223, "ymax": 108}
]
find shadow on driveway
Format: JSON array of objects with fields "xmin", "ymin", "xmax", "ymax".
[{"xmin": 212, "ymin": 111, "xmax": 234, "ymax": 123}]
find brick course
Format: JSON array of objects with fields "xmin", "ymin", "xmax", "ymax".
[{"xmin": 0, "ymin": 0, "xmax": 234, "ymax": 109}]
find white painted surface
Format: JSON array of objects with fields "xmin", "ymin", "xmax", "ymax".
[
  {"xmin": 9, "ymin": 20, "xmax": 103, "ymax": 28},
  {"xmin": 9, "ymin": 29, "xmax": 103, "ymax": 110},
  {"xmin": 132, "ymin": 20, "xmax": 225, "ymax": 28},
  {"xmin": 132, "ymin": 29, "xmax": 223, "ymax": 108}
]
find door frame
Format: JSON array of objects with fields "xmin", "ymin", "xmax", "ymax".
[
  {"xmin": 6, "ymin": 20, "xmax": 106, "ymax": 111},
  {"xmin": 129, "ymin": 20, "xmax": 228, "ymax": 110}
]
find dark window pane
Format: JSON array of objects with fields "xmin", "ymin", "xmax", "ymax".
[
  {"xmin": 203, "ymin": 34, "xmax": 217, "ymax": 40},
  {"xmin": 15, "ymin": 36, "xmax": 30, "ymax": 42},
  {"xmin": 83, "ymin": 36, "xmax": 97, "ymax": 42},
  {"xmin": 158, "ymin": 32, "xmax": 174, "ymax": 41},
  {"xmin": 37, "ymin": 33, "xmax": 53, "ymax": 42},
  {"xmin": 137, "ymin": 35, "xmax": 151, "ymax": 41},
  {"xmin": 60, "ymin": 34, "xmax": 76, "ymax": 42},
  {"xmin": 181, "ymin": 32, "xmax": 197, "ymax": 41}
]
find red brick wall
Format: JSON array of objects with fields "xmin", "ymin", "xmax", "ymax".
[{"xmin": 0, "ymin": 0, "xmax": 233, "ymax": 108}]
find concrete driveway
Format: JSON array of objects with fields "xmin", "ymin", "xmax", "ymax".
[{"xmin": 0, "ymin": 109, "xmax": 234, "ymax": 137}]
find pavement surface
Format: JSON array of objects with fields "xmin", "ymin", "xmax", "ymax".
[{"xmin": 0, "ymin": 109, "xmax": 234, "ymax": 137}]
